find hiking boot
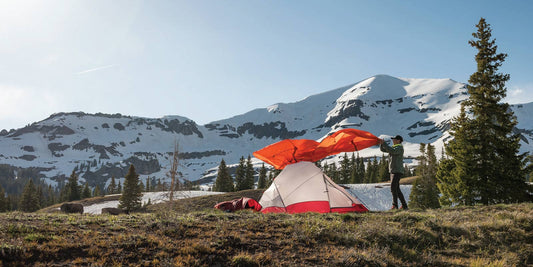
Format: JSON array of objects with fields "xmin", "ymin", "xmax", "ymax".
[
  {"xmin": 400, "ymin": 205, "xmax": 408, "ymax": 210},
  {"xmin": 390, "ymin": 205, "xmax": 398, "ymax": 210}
]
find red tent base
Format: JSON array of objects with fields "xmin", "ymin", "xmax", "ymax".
[{"xmin": 261, "ymin": 201, "xmax": 368, "ymax": 214}]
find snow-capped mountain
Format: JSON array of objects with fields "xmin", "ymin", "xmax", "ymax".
[{"xmin": 1, "ymin": 75, "xmax": 531, "ymax": 189}]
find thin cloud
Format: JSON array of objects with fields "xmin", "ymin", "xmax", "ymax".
[
  {"xmin": 76, "ymin": 64, "xmax": 116, "ymax": 75},
  {"xmin": 509, "ymin": 88, "xmax": 523, "ymax": 97},
  {"xmin": 505, "ymin": 84, "xmax": 533, "ymax": 104}
]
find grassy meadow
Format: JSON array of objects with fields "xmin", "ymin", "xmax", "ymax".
[{"xmin": 0, "ymin": 190, "xmax": 531, "ymax": 266}]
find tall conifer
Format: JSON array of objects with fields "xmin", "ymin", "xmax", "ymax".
[
  {"xmin": 119, "ymin": 165, "xmax": 143, "ymax": 212},
  {"xmin": 437, "ymin": 18, "xmax": 531, "ymax": 205},
  {"xmin": 337, "ymin": 153, "xmax": 351, "ymax": 184},
  {"xmin": 0, "ymin": 184, "xmax": 7, "ymax": 212},
  {"xmin": 410, "ymin": 144, "xmax": 440, "ymax": 209},
  {"xmin": 244, "ymin": 156, "xmax": 255, "ymax": 189},
  {"xmin": 82, "ymin": 182, "xmax": 92, "ymax": 199},
  {"xmin": 65, "ymin": 170, "xmax": 81, "ymax": 201},
  {"xmin": 213, "ymin": 159, "xmax": 234, "ymax": 192},
  {"xmin": 257, "ymin": 163, "xmax": 268, "ymax": 189},
  {"xmin": 20, "ymin": 179, "xmax": 40, "ymax": 212},
  {"xmin": 234, "ymin": 157, "xmax": 247, "ymax": 191},
  {"xmin": 108, "ymin": 176, "xmax": 117, "ymax": 195}
]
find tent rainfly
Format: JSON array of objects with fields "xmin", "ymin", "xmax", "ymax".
[
  {"xmin": 259, "ymin": 161, "xmax": 368, "ymax": 213},
  {"xmin": 253, "ymin": 128, "xmax": 380, "ymax": 169}
]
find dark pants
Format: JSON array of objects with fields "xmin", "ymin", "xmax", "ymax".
[{"xmin": 391, "ymin": 173, "xmax": 408, "ymax": 208}]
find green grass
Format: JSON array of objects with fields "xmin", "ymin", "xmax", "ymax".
[{"xmin": 1, "ymin": 192, "xmax": 531, "ymax": 266}]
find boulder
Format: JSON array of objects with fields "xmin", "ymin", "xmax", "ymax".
[{"xmin": 60, "ymin": 203, "xmax": 84, "ymax": 214}]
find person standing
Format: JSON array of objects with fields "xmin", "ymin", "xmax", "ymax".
[{"xmin": 379, "ymin": 135, "xmax": 408, "ymax": 210}]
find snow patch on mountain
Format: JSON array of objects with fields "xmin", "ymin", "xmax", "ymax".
[{"xmin": 0, "ymin": 75, "xmax": 531, "ymax": 191}]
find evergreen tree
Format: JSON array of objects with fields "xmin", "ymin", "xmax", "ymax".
[
  {"xmin": 365, "ymin": 157, "xmax": 379, "ymax": 183},
  {"xmin": 7, "ymin": 194, "xmax": 18, "ymax": 211},
  {"xmin": 234, "ymin": 157, "xmax": 247, "ymax": 191},
  {"xmin": 82, "ymin": 182, "xmax": 92, "ymax": 199},
  {"xmin": 267, "ymin": 171, "xmax": 274, "ymax": 187},
  {"xmin": 244, "ymin": 156, "xmax": 255, "ymax": 189},
  {"xmin": 339, "ymin": 153, "xmax": 351, "ymax": 184},
  {"xmin": 156, "ymin": 179, "xmax": 163, "ymax": 191},
  {"xmin": 327, "ymin": 162, "xmax": 340, "ymax": 183},
  {"xmin": 529, "ymin": 155, "xmax": 533, "ymax": 182},
  {"xmin": 20, "ymin": 179, "xmax": 40, "ymax": 212},
  {"xmin": 257, "ymin": 163, "xmax": 268, "ymax": 189},
  {"xmin": 145, "ymin": 177, "xmax": 151, "ymax": 192},
  {"xmin": 108, "ymin": 176, "xmax": 117, "ymax": 195},
  {"xmin": 410, "ymin": 143, "xmax": 441, "ymax": 209},
  {"xmin": 150, "ymin": 177, "xmax": 156, "ymax": 191},
  {"xmin": 404, "ymin": 164, "xmax": 413, "ymax": 177},
  {"xmin": 437, "ymin": 18, "xmax": 531, "ymax": 205},
  {"xmin": 351, "ymin": 154, "xmax": 365, "ymax": 183},
  {"xmin": 46, "ymin": 185, "xmax": 56, "ymax": 206},
  {"xmin": 213, "ymin": 159, "xmax": 234, "ymax": 192},
  {"xmin": 119, "ymin": 165, "xmax": 143, "ymax": 212},
  {"xmin": 117, "ymin": 181, "xmax": 122, "ymax": 193},
  {"xmin": 378, "ymin": 154, "xmax": 390, "ymax": 182},
  {"xmin": 357, "ymin": 155, "xmax": 366, "ymax": 182},
  {"xmin": 0, "ymin": 184, "xmax": 7, "ymax": 212},
  {"xmin": 65, "ymin": 170, "xmax": 81, "ymax": 202},
  {"xmin": 36, "ymin": 184, "xmax": 45, "ymax": 209},
  {"xmin": 93, "ymin": 185, "xmax": 102, "ymax": 197}
]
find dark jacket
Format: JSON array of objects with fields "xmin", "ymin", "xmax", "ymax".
[{"xmin": 380, "ymin": 142, "xmax": 405, "ymax": 174}]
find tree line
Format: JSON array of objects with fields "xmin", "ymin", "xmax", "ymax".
[
  {"xmin": 0, "ymin": 163, "xmax": 198, "ymax": 212},
  {"xmin": 212, "ymin": 153, "xmax": 415, "ymax": 193}
]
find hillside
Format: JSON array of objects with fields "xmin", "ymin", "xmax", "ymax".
[
  {"xmin": 0, "ymin": 75, "xmax": 532, "ymax": 192},
  {"xmin": 1, "ymin": 198, "xmax": 531, "ymax": 266}
]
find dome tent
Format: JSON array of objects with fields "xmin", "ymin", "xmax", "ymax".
[{"xmin": 259, "ymin": 161, "xmax": 368, "ymax": 213}]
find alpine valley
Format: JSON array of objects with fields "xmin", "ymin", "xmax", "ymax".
[{"xmin": 1, "ymin": 75, "xmax": 532, "ymax": 190}]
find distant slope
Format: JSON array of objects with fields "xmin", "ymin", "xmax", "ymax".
[{"xmin": 1, "ymin": 75, "xmax": 531, "ymax": 191}]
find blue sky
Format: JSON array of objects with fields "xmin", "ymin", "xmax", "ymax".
[{"xmin": 1, "ymin": 0, "xmax": 532, "ymax": 130}]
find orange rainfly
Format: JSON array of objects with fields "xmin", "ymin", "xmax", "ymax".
[{"xmin": 253, "ymin": 128, "xmax": 380, "ymax": 169}]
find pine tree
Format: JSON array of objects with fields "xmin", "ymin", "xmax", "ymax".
[
  {"xmin": 410, "ymin": 144, "xmax": 441, "ymax": 209},
  {"xmin": 82, "ymin": 182, "xmax": 92, "ymax": 199},
  {"xmin": 36, "ymin": 184, "xmax": 45, "ymax": 209},
  {"xmin": 365, "ymin": 157, "xmax": 379, "ymax": 183},
  {"xmin": 65, "ymin": 170, "xmax": 81, "ymax": 202},
  {"xmin": 20, "ymin": 179, "xmax": 40, "ymax": 212},
  {"xmin": 339, "ymin": 153, "xmax": 351, "ymax": 184},
  {"xmin": 46, "ymin": 185, "xmax": 56, "ymax": 206},
  {"xmin": 0, "ymin": 184, "xmax": 7, "ymax": 212},
  {"xmin": 267, "ymin": 171, "xmax": 274, "ymax": 187},
  {"xmin": 234, "ymin": 157, "xmax": 247, "ymax": 191},
  {"xmin": 108, "ymin": 176, "xmax": 117, "ymax": 195},
  {"xmin": 357, "ymin": 155, "xmax": 366, "ymax": 182},
  {"xmin": 378, "ymin": 154, "xmax": 390, "ymax": 182},
  {"xmin": 257, "ymin": 164, "xmax": 268, "ymax": 189},
  {"xmin": 145, "ymin": 177, "xmax": 151, "ymax": 192},
  {"xmin": 351, "ymin": 154, "xmax": 365, "ymax": 183},
  {"xmin": 150, "ymin": 177, "xmax": 156, "ymax": 192},
  {"xmin": 213, "ymin": 159, "xmax": 234, "ymax": 192},
  {"xmin": 404, "ymin": 164, "xmax": 413, "ymax": 177},
  {"xmin": 119, "ymin": 165, "xmax": 143, "ymax": 212},
  {"xmin": 326, "ymin": 162, "xmax": 339, "ymax": 183},
  {"xmin": 244, "ymin": 156, "xmax": 255, "ymax": 190},
  {"xmin": 437, "ymin": 18, "xmax": 531, "ymax": 205},
  {"xmin": 529, "ymin": 155, "xmax": 533, "ymax": 182},
  {"xmin": 93, "ymin": 185, "xmax": 102, "ymax": 197}
]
